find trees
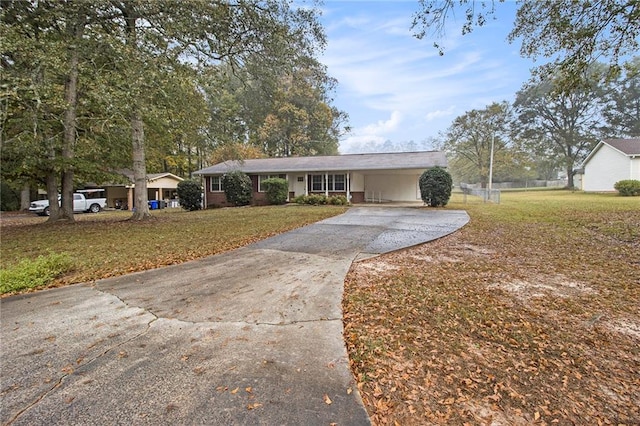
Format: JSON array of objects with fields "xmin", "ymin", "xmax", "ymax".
[
  {"xmin": 1, "ymin": 1, "xmax": 90, "ymax": 222},
  {"xmin": 201, "ymin": 56, "xmax": 348, "ymax": 160},
  {"xmin": 2, "ymin": 1, "xmax": 333, "ymax": 217},
  {"xmin": 440, "ymin": 102, "xmax": 512, "ymax": 186},
  {"xmin": 255, "ymin": 63, "xmax": 346, "ymax": 157},
  {"xmin": 513, "ymin": 66, "xmax": 605, "ymax": 188},
  {"xmin": 510, "ymin": 0, "xmax": 639, "ymax": 87},
  {"xmin": 412, "ymin": 0, "xmax": 640, "ymax": 89},
  {"xmin": 602, "ymin": 58, "xmax": 640, "ymax": 137}
]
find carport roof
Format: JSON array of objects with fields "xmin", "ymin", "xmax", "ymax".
[{"xmin": 193, "ymin": 151, "xmax": 447, "ymax": 175}]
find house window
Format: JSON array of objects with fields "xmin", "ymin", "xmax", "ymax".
[
  {"xmin": 311, "ymin": 175, "xmax": 324, "ymax": 191},
  {"xmin": 309, "ymin": 174, "xmax": 346, "ymax": 192},
  {"xmin": 210, "ymin": 176, "xmax": 222, "ymax": 192},
  {"xmin": 258, "ymin": 174, "xmax": 286, "ymax": 192}
]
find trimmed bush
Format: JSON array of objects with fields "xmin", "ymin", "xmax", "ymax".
[
  {"xmin": 328, "ymin": 195, "xmax": 349, "ymax": 205},
  {"xmin": 293, "ymin": 194, "xmax": 349, "ymax": 206},
  {"xmin": 292, "ymin": 195, "xmax": 307, "ymax": 204},
  {"xmin": 614, "ymin": 179, "xmax": 640, "ymax": 196},
  {"xmin": 0, "ymin": 253, "xmax": 74, "ymax": 294},
  {"xmin": 419, "ymin": 167, "xmax": 453, "ymax": 207},
  {"xmin": 293, "ymin": 194, "xmax": 326, "ymax": 205},
  {"xmin": 177, "ymin": 179, "xmax": 202, "ymax": 211},
  {"xmin": 222, "ymin": 170, "xmax": 252, "ymax": 206},
  {"xmin": 261, "ymin": 178, "xmax": 288, "ymax": 205}
]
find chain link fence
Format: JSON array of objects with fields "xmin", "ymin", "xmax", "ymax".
[{"xmin": 459, "ymin": 183, "xmax": 501, "ymax": 204}]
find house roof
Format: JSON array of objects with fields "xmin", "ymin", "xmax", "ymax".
[
  {"xmin": 583, "ymin": 138, "xmax": 640, "ymax": 165},
  {"xmin": 147, "ymin": 172, "xmax": 184, "ymax": 182},
  {"xmin": 193, "ymin": 151, "xmax": 447, "ymax": 175},
  {"xmin": 117, "ymin": 170, "xmax": 184, "ymax": 183},
  {"xmin": 604, "ymin": 138, "xmax": 640, "ymax": 156}
]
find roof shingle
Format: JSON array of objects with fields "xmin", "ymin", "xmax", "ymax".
[
  {"xmin": 604, "ymin": 138, "xmax": 640, "ymax": 156},
  {"xmin": 194, "ymin": 151, "xmax": 447, "ymax": 175}
]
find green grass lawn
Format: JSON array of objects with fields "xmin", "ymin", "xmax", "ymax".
[
  {"xmin": 345, "ymin": 190, "xmax": 639, "ymax": 425},
  {"xmin": 0, "ymin": 205, "xmax": 347, "ymax": 294}
]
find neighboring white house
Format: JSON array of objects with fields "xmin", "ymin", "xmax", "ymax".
[
  {"xmin": 193, "ymin": 151, "xmax": 447, "ymax": 207},
  {"xmin": 582, "ymin": 139, "xmax": 640, "ymax": 192}
]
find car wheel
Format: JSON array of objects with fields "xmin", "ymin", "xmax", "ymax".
[
  {"xmin": 89, "ymin": 203, "xmax": 100, "ymax": 213},
  {"xmin": 44, "ymin": 207, "xmax": 50, "ymax": 216}
]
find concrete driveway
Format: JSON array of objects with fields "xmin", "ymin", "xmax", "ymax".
[{"xmin": 1, "ymin": 207, "xmax": 469, "ymax": 425}]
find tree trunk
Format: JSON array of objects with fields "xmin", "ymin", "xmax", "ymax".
[
  {"xmin": 130, "ymin": 110, "xmax": 151, "ymax": 220},
  {"xmin": 59, "ymin": 7, "xmax": 86, "ymax": 222},
  {"xmin": 566, "ymin": 164, "xmax": 575, "ymax": 189},
  {"xmin": 59, "ymin": 41, "xmax": 80, "ymax": 222},
  {"xmin": 122, "ymin": 3, "xmax": 151, "ymax": 221},
  {"xmin": 20, "ymin": 184, "xmax": 31, "ymax": 211},
  {"xmin": 45, "ymin": 167, "xmax": 60, "ymax": 221}
]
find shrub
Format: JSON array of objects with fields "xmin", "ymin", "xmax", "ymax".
[
  {"xmin": 419, "ymin": 167, "xmax": 453, "ymax": 207},
  {"xmin": 293, "ymin": 194, "xmax": 328, "ymax": 205},
  {"xmin": 222, "ymin": 170, "xmax": 252, "ymax": 206},
  {"xmin": 293, "ymin": 194, "xmax": 349, "ymax": 206},
  {"xmin": 176, "ymin": 179, "xmax": 202, "ymax": 211},
  {"xmin": 0, "ymin": 253, "xmax": 74, "ymax": 294},
  {"xmin": 1, "ymin": 181, "xmax": 21, "ymax": 211},
  {"xmin": 328, "ymin": 195, "xmax": 349, "ymax": 205},
  {"xmin": 261, "ymin": 178, "xmax": 288, "ymax": 205},
  {"xmin": 614, "ymin": 179, "xmax": 640, "ymax": 196},
  {"xmin": 292, "ymin": 195, "xmax": 306, "ymax": 204}
]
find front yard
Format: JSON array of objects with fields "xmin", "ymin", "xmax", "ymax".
[
  {"xmin": 2, "ymin": 191, "xmax": 638, "ymax": 424},
  {"xmin": 0, "ymin": 205, "xmax": 347, "ymax": 294},
  {"xmin": 344, "ymin": 191, "xmax": 639, "ymax": 424}
]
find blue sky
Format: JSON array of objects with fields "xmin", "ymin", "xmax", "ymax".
[{"xmin": 318, "ymin": 1, "xmax": 538, "ymax": 153}]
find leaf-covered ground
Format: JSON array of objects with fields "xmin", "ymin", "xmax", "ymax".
[
  {"xmin": 0, "ymin": 205, "xmax": 346, "ymax": 294},
  {"xmin": 344, "ymin": 191, "xmax": 640, "ymax": 425}
]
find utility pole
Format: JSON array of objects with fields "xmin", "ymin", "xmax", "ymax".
[{"xmin": 487, "ymin": 133, "xmax": 495, "ymax": 202}]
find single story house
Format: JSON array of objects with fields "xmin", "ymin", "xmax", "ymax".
[
  {"xmin": 193, "ymin": 151, "xmax": 447, "ymax": 208},
  {"xmin": 95, "ymin": 170, "xmax": 184, "ymax": 209},
  {"xmin": 581, "ymin": 138, "xmax": 640, "ymax": 192}
]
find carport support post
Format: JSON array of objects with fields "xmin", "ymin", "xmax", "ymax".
[
  {"xmin": 286, "ymin": 174, "xmax": 289, "ymax": 202},
  {"xmin": 325, "ymin": 172, "xmax": 328, "ymax": 197},
  {"xmin": 346, "ymin": 172, "xmax": 351, "ymax": 202},
  {"xmin": 127, "ymin": 186, "xmax": 134, "ymax": 210}
]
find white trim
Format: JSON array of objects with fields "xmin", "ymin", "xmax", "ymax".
[
  {"xmin": 346, "ymin": 172, "xmax": 351, "ymax": 201},
  {"xmin": 308, "ymin": 173, "xmax": 348, "ymax": 193},
  {"xmin": 325, "ymin": 172, "xmax": 328, "ymax": 197},
  {"xmin": 210, "ymin": 176, "xmax": 223, "ymax": 192}
]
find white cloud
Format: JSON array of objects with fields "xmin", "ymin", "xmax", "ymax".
[
  {"xmin": 339, "ymin": 134, "xmax": 387, "ymax": 154},
  {"xmin": 425, "ymin": 106, "xmax": 456, "ymax": 121},
  {"xmin": 320, "ymin": 2, "xmax": 535, "ymax": 153},
  {"xmin": 362, "ymin": 110, "xmax": 402, "ymax": 133},
  {"xmin": 339, "ymin": 111, "xmax": 403, "ymax": 153}
]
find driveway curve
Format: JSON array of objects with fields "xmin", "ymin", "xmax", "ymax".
[{"xmin": 1, "ymin": 207, "xmax": 469, "ymax": 425}]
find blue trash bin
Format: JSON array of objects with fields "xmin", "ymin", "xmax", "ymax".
[{"xmin": 149, "ymin": 200, "xmax": 159, "ymax": 210}]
